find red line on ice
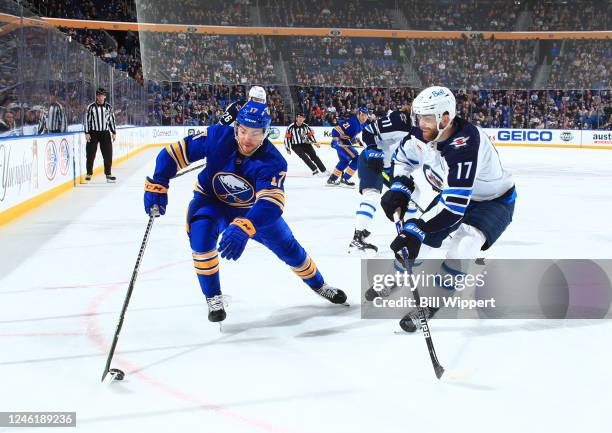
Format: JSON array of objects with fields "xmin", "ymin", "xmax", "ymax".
[{"xmin": 84, "ymin": 281, "xmax": 303, "ymax": 433}]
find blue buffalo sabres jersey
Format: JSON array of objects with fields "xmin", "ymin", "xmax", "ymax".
[
  {"xmin": 332, "ymin": 115, "xmax": 367, "ymax": 146},
  {"xmin": 362, "ymin": 110, "xmax": 411, "ymax": 167},
  {"xmin": 394, "ymin": 117, "xmax": 514, "ymax": 233},
  {"xmin": 151, "ymin": 124, "xmax": 287, "ymax": 230}
]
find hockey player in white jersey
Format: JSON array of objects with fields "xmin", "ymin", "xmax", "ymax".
[
  {"xmin": 218, "ymin": 86, "xmax": 267, "ymax": 126},
  {"xmin": 379, "ymin": 86, "xmax": 516, "ymax": 332},
  {"xmin": 348, "ymin": 108, "xmax": 414, "ymax": 255}
]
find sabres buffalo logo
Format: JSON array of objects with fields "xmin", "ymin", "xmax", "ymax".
[
  {"xmin": 212, "ymin": 172, "xmax": 255, "ymax": 206},
  {"xmin": 423, "ymin": 164, "xmax": 444, "ymax": 192}
]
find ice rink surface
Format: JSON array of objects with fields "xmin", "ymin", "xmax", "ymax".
[{"xmin": 1, "ymin": 144, "xmax": 611, "ymax": 433}]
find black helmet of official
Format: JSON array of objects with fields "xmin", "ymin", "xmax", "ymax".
[{"xmin": 96, "ymin": 87, "xmax": 107, "ymax": 96}]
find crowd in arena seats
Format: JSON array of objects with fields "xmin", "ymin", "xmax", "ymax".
[
  {"xmin": 25, "ymin": 0, "xmax": 611, "ymax": 31},
  {"xmin": 27, "ymin": 0, "xmax": 136, "ymax": 21},
  {"xmin": 146, "ymin": 83, "xmax": 286, "ymax": 126},
  {"xmin": 145, "ymin": 83, "xmax": 610, "ymax": 131},
  {"xmin": 136, "ymin": 0, "xmax": 250, "ymax": 25},
  {"xmin": 25, "ymin": 0, "xmax": 142, "ymax": 80},
  {"xmin": 287, "ymin": 37, "xmax": 408, "ymax": 87},
  {"xmin": 454, "ymin": 89, "xmax": 610, "ymax": 129},
  {"xmin": 402, "ymin": 0, "xmax": 520, "ymax": 31},
  {"xmin": 3, "ymin": 0, "xmax": 610, "ymax": 135},
  {"xmin": 295, "ymin": 87, "xmax": 417, "ymax": 126},
  {"xmin": 260, "ymin": 0, "xmax": 393, "ymax": 28},
  {"xmin": 401, "ymin": 0, "xmax": 608, "ymax": 31},
  {"xmin": 530, "ymin": 0, "xmax": 609, "ymax": 31},
  {"xmin": 548, "ymin": 40, "xmax": 610, "ymax": 90},
  {"xmin": 411, "ymin": 37, "xmax": 538, "ymax": 90},
  {"xmin": 141, "ymin": 33, "xmax": 277, "ymax": 85},
  {"xmin": 294, "ymin": 86, "xmax": 611, "ymax": 130}
]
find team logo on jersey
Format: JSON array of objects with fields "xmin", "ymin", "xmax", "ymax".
[
  {"xmin": 450, "ymin": 136, "xmax": 469, "ymax": 148},
  {"xmin": 423, "ymin": 164, "xmax": 444, "ymax": 192},
  {"xmin": 212, "ymin": 172, "xmax": 255, "ymax": 206}
]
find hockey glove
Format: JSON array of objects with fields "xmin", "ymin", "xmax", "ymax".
[
  {"xmin": 219, "ymin": 218, "xmax": 256, "ymax": 261},
  {"xmin": 390, "ymin": 219, "xmax": 427, "ymax": 260},
  {"xmin": 144, "ymin": 177, "xmax": 168, "ymax": 216},
  {"xmin": 380, "ymin": 176, "xmax": 415, "ymax": 221},
  {"xmin": 364, "ymin": 146, "xmax": 384, "ymax": 174}
]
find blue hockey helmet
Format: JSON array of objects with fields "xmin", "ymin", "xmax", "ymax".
[
  {"xmin": 236, "ymin": 100, "xmax": 272, "ymax": 131},
  {"xmin": 358, "ymin": 106, "xmax": 369, "ymax": 115},
  {"xmin": 235, "ymin": 100, "xmax": 272, "ymax": 155}
]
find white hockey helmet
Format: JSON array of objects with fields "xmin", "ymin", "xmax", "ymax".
[
  {"xmin": 411, "ymin": 86, "xmax": 456, "ymax": 142},
  {"xmin": 248, "ymin": 86, "xmax": 267, "ymax": 103}
]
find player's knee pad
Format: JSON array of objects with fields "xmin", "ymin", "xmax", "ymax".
[
  {"xmin": 446, "ymin": 224, "xmax": 486, "ymax": 261},
  {"xmin": 188, "ymin": 215, "xmax": 221, "ymax": 251}
]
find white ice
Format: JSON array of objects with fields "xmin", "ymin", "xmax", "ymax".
[{"xmin": 1, "ymin": 145, "xmax": 611, "ymax": 433}]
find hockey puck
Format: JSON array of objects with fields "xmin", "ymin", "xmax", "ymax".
[{"xmin": 109, "ymin": 368, "xmax": 125, "ymax": 381}]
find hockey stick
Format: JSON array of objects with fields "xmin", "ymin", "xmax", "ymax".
[
  {"xmin": 101, "ymin": 205, "xmax": 159, "ymax": 382},
  {"xmin": 394, "ymin": 213, "xmax": 445, "ymax": 379},
  {"xmin": 175, "ymin": 162, "xmax": 206, "ymax": 178}
]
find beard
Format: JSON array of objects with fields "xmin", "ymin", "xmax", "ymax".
[{"xmin": 422, "ymin": 128, "xmax": 438, "ymax": 142}]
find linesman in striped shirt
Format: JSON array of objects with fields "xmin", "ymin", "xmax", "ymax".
[
  {"xmin": 83, "ymin": 88, "xmax": 117, "ymax": 182},
  {"xmin": 38, "ymin": 93, "xmax": 66, "ymax": 135},
  {"xmin": 284, "ymin": 112, "xmax": 326, "ymax": 175}
]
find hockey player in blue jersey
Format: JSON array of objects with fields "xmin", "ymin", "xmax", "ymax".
[
  {"xmin": 143, "ymin": 101, "xmax": 347, "ymax": 323},
  {"xmin": 380, "ymin": 86, "xmax": 516, "ymax": 332},
  {"xmin": 348, "ymin": 108, "xmax": 414, "ymax": 256},
  {"xmin": 326, "ymin": 106, "xmax": 369, "ymax": 188}
]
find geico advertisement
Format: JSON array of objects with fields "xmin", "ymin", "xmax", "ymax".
[{"xmin": 484, "ymin": 129, "xmax": 581, "ymax": 146}]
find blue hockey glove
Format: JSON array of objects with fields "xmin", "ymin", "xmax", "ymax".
[
  {"xmin": 364, "ymin": 146, "xmax": 384, "ymax": 173},
  {"xmin": 390, "ymin": 219, "xmax": 426, "ymax": 260},
  {"xmin": 219, "ymin": 218, "xmax": 256, "ymax": 261},
  {"xmin": 144, "ymin": 177, "xmax": 168, "ymax": 216}
]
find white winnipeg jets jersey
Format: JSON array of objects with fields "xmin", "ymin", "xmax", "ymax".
[
  {"xmin": 362, "ymin": 111, "xmax": 411, "ymax": 167},
  {"xmin": 394, "ymin": 117, "xmax": 514, "ymax": 232}
]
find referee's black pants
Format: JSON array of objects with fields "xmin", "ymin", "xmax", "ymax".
[
  {"xmin": 293, "ymin": 142, "xmax": 326, "ymax": 173},
  {"xmin": 86, "ymin": 131, "xmax": 113, "ymax": 176}
]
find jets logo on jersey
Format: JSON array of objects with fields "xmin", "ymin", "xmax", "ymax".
[
  {"xmin": 450, "ymin": 136, "xmax": 469, "ymax": 148},
  {"xmin": 213, "ymin": 172, "xmax": 255, "ymax": 207},
  {"xmin": 423, "ymin": 164, "xmax": 444, "ymax": 192}
]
